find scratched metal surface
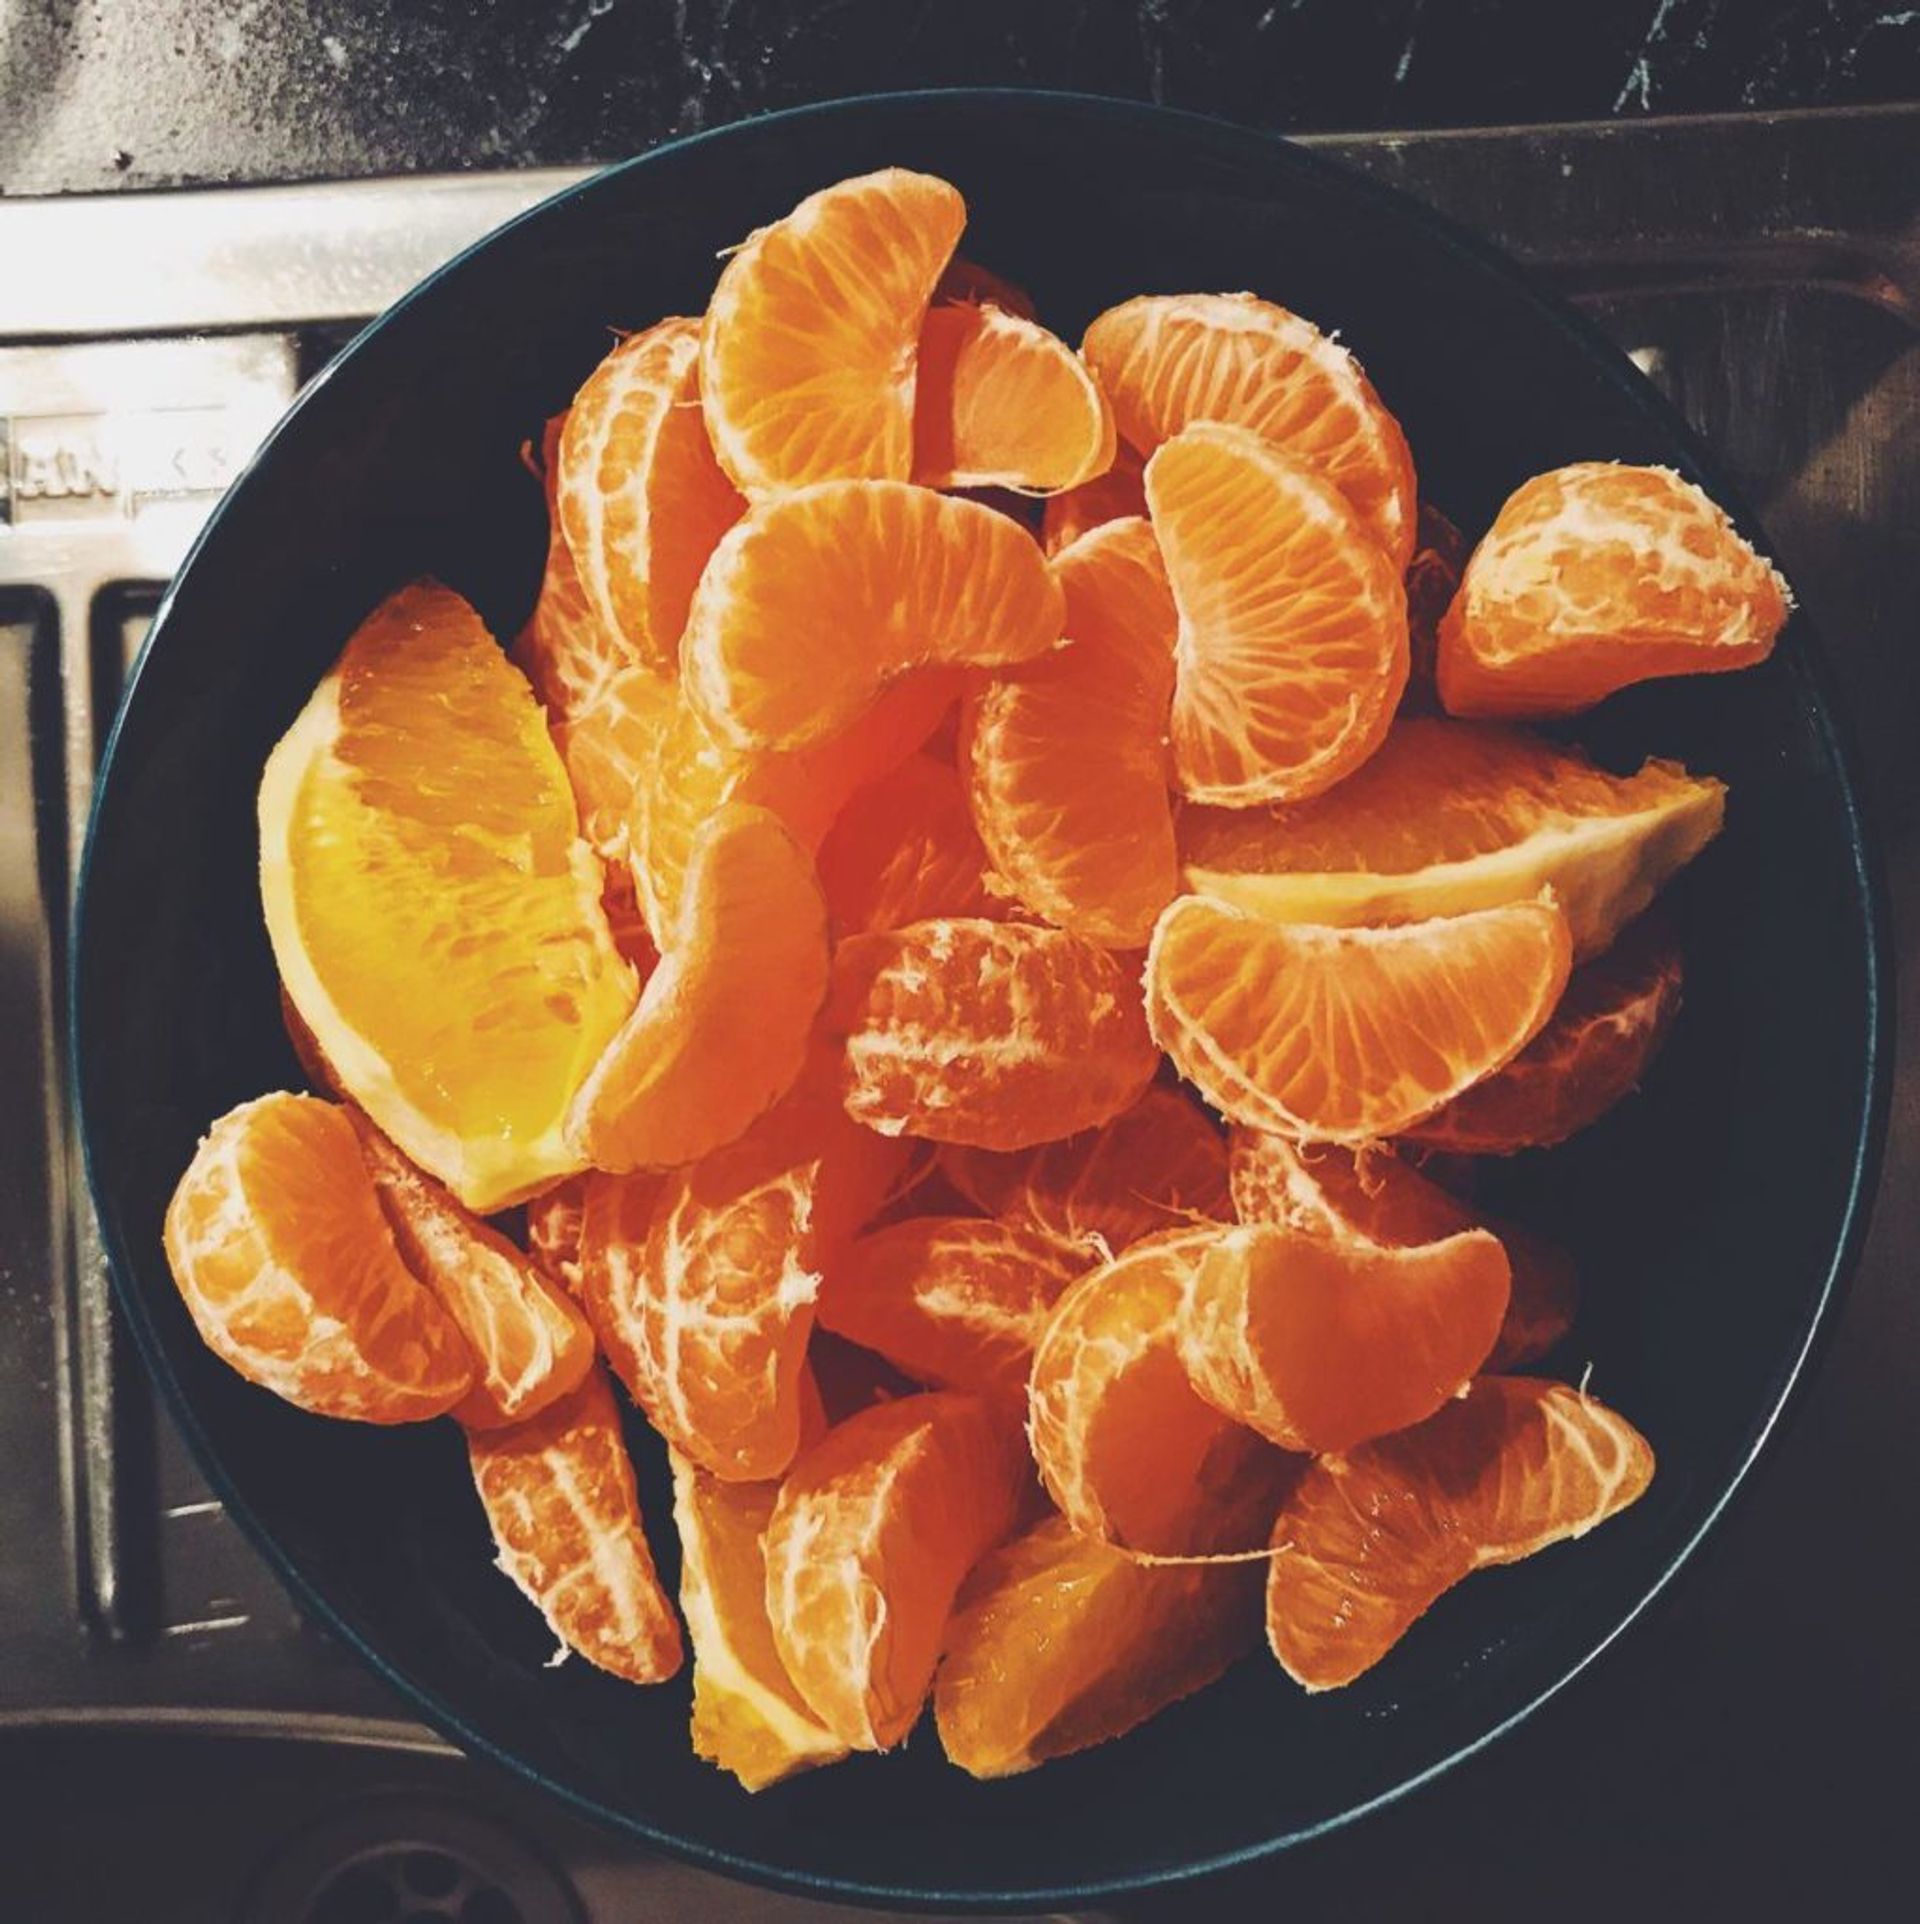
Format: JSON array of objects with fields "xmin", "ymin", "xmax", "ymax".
[{"xmin": 3, "ymin": 0, "xmax": 1920, "ymax": 195}]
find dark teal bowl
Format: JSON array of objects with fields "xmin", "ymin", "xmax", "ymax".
[{"xmin": 72, "ymin": 91, "xmax": 1889, "ymax": 1912}]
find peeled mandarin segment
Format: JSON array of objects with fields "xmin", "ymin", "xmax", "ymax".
[
  {"xmin": 817, "ymin": 1216, "xmax": 1089, "ymax": 1395},
  {"xmin": 466, "ymin": 1365, "xmax": 684, "ymax": 1684},
  {"xmin": 1041, "ymin": 441, "xmax": 1147, "ymax": 556},
  {"xmin": 934, "ymin": 1513, "xmax": 1262, "ymax": 1779},
  {"xmin": 831, "ymin": 918, "xmax": 1160, "ymax": 1152},
  {"xmin": 911, "ymin": 301, "xmax": 1116, "ymax": 494},
  {"xmin": 1438, "ymin": 461, "xmax": 1791, "ymax": 718},
  {"xmin": 1406, "ymin": 912, "xmax": 1684, "ymax": 1153},
  {"xmin": 681, "ymin": 481, "xmax": 1064, "ymax": 753},
  {"xmin": 259, "ymin": 580, "xmax": 637, "ymax": 1212},
  {"xmin": 1178, "ymin": 716, "xmax": 1724, "ymax": 962},
  {"xmin": 1402, "ymin": 504, "xmax": 1468, "ymax": 711},
  {"xmin": 1177, "ymin": 1222, "xmax": 1511, "ymax": 1456},
  {"xmin": 548, "ymin": 661, "xmax": 678, "ymax": 865},
  {"xmin": 1083, "ymin": 291, "xmax": 1417, "ymax": 566},
  {"xmin": 1146, "ymin": 893, "xmax": 1574, "ymax": 1142},
  {"xmin": 815, "ymin": 751, "xmax": 1000, "ymax": 934},
  {"xmin": 555, "ymin": 317, "xmax": 745, "ymax": 674},
  {"xmin": 1267, "ymin": 1376, "xmax": 1654, "ymax": 1690},
  {"xmin": 1146, "ymin": 422, "xmax": 1410, "ymax": 806},
  {"xmin": 163, "ymin": 1094, "xmax": 475, "ymax": 1422},
  {"xmin": 525, "ymin": 1174, "xmax": 590, "ymax": 1299},
  {"xmin": 762, "ymin": 1390, "xmax": 1029, "ymax": 1750},
  {"xmin": 349, "ymin": 1117, "xmax": 594, "ymax": 1430},
  {"xmin": 570, "ymin": 804, "xmax": 829, "ymax": 1172},
  {"xmin": 632, "ymin": 672, "xmax": 961, "ymax": 946},
  {"xmin": 700, "ymin": 167, "xmax": 966, "ymax": 494},
  {"xmin": 962, "ymin": 517, "xmax": 1179, "ymax": 947},
  {"xmin": 671, "ymin": 1452, "xmax": 850, "ymax": 1790},
  {"xmin": 942, "ymin": 1086, "xmax": 1232, "ymax": 1261},
  {"xmin": 1027, "ymin": 1228, "xmax": 1295, "ymax": 1556},
  {"xmin": 1226, "ymin": 1132, "xmax": 1577, "ymax": 1371}
]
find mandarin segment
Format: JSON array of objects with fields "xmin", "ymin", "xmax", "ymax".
[
  {"xmin": 701, "ymin": 168, "xmax": 966, "ymax": 494},
  {"xmin": 1147, "ymin": 893, "xmax": 1573, "ymax": 1142},
  {"xmin": 570, "ymin": 804, "xmax": 829, "ymax": 1172},
  {"xmin": 1146, "ymin": 422, "xmax": 1409, "ymax": 805},
  {"xmin": 1179, "ymin": 717, "xmax": 1724, "ymax": 960},
  {"xmin": 525, "ymin": 1174, "xmax": 590, "ymax": 1299},
  {"xmin": 1439, "ymin": 461, "xmax": 1791, "ymax": 717},
  {"xmin": 548, "ymin": 661, "xmax": 678, "ymax": 866},
  {"xmin": 259, "ymin": 580, "xmax": 637, "ymax": 1211},
  {"xmin": 1267, "ymin": 1376, "xmax": 1654, "ymax": 1689},
  {"xmin": 350, "ymin": 1117, "xmax": 595, "ymax": 1429},
  {"xmin": 466, "ymin": 1365, "xmax": 684, "ymax": 1684},
  {"xmin": 816, "ymin": 752, "xmax": 1000, "ymax": 934},
  {"xmin": 1177, "ymin": 1222, "xmax": 1511, "ymax": 1455},
  {"xmin": 963, "ymin": 517, "xmax": 1179, "ymax": 946},
  {"xmin": 1027, "ymin": 1229, "xmax": 1295, "ymax": 1556},
  {"xmin": 934, "ymin": 1513, "xmax": 1262, "ymax": 1779},
  {"xmin": 832, "ymin": 918, "xmax": 1160, "ymax": 1151},
  {"xmin": 1041, "ymin": 441, "xmax": 1147, "ymax": 555},
  {"xmin": 163, "ymin": 1094, "xmax": 475, "ymax": 1423},
  {"xmin": 1084, "ymin": 291, "xmax": 1417, "ymax": 565},
  {"xmin": 763, "ymin": 1391, "xmax": 1030, "ymax": 1750}
]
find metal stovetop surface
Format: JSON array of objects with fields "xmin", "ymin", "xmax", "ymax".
[{"xmin": 3, "ymin": 103, "xmax": 1916, "ymax": 1920}]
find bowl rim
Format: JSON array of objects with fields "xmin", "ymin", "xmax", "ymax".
[{"xmin": 72, "ymin": 84, "xmax": 1895, "ymax": 1913}]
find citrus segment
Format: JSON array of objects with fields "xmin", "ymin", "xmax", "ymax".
[
  {"xmin": 1267, "ymin": 1376, "xmax": 1654, "ymax": 1689},
  {"xmin": 1177, "ymin": 1222, "xmax": 1510, "ymax": 1455},
  {"xmin": 1028, "ymin": 1229, "xmax": 1294, "ymax": 1556},
  {"xmin": 163, "ymin": 1094, "xmax": 475, "ymax": 1422},
  {"xmin": 683, "ymin": 481, "xmax": 1062, "ymax": 751},
  {"xmin": 350, "ymin": 1116, "xmax": 594, "ymax": 1429},
  {"xmin": 701, "ymin": 168, "xmax": 966, "ymax": 494},
  {"xmin": 1146, "ymin": 422, "xmax": 1408, "ymax": 805},
  {"xmin": 816, "ymin": 752, "xmax": 1000, "ymax": 933},
  {"xmin": 1083, "ymin": 291, "xmax": 1417, "ymax": 565},
  {"xmin": 832, "ymin": 918, "xmax": 1160, "ymax": 1150},
  {"xmin": 763, "ymin": 1391, "xmax": 1029, "ymax": 1749},
  {"xmin": 912, "ymin": 301, "xmax": 1115, "ymax": 493},
  {"xmin": 555, "ymin": 317, "xmax": 744, "ymax": 673},
  {"xmin": 526, "ymin": 1175, "xmax": 589, "ymax": 1299},
  {"xmin": 1147, "ymin": 893, "xmax": 1573, "ymax": 1142},
  {"xmin": 466, "ymin": 1366, "xmax": 684, "ymax": 1684},
  {"xmin": 1439, "ymin": 462, "xmax": 1791, "ymax": 717},
  {"xmin": 548, "ymin": 661, "xmax": 677, "ymax": 864},
  {"xmin": 1041, "ymin": 442, "xmax": 1146, "ymax": 555},
  {"xmin": 962, "ymin": 517, "xmax": 1179, "ymax": 945},
  {"xmin": 570, "ymin": 804, "xmax": 829, "ymax": 1172},
  {"xmin": 672, "ymin": 1452, "xmax": 850, "ymax": 1789},
  {"xmin": 935, "ymin": 1515, "xmax": 1261, "ymax": 1779},
  {"xmin": 1179, "ymin": 717, "xmax": 1724, "ymax": 960},
  {"xmin": 259, "ymin": 580, "xmax": 637, "ymax": 1211}
]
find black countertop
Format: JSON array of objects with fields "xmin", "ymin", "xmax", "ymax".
[{"xmin": 5, "ymin": 0, "xmax": 1920, "ymax": 196}]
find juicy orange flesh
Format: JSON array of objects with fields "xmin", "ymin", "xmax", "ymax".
[
  {"xmin": 934, "ymin": 1513, "xmax": 1262, "ymax": 1778},
  {"xmin": 1268, "ymin": 1376, "xmax": 1654, "ymax": 1690},
  {"xmin": 817, "ymin": 751, "xmax": 999, "ymax": 934}
]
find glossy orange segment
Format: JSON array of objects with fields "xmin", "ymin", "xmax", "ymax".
[
  {"xmin": 1226, "ymin": 1132, "xmax": 1577, "ymax": 1371},
  {"xmin": 701, "ymin": 168, "xmax": 966, "ymax": 494},
  {"xmin": 1267, "ymin": 1376, "xmax": 1654, "ymax": 1689},
  {"xmin": 1147, "ymin": 894, "xmax": 1573, "ymax": 1142},
  {"xmin": 163, "ymin": 1094, "xmax": 474, "ymax": 1422},
  {"xmin": 1084, "ymin": 291, "xmax": 1417, "ymax": 565},
  {"xmin": 941, "ymin": 1085, "xmax": 1231, "ymax": 1262},
  {"xmin": 1439, "ymin": 462, "xmax": 1790, "ymax": 717},
  {"xmin": 912, "ymin": 301, "xmax": 1115, "ymax": 493},
  {"xmin": 815, "ymin": 752, "xmax": 1001, "ymax": 934},
  {"xmin": 570, "ymin": 804, "xmax": 829, "ymax": 1172},
  {"xmin": 1177, "ymin": 716, "xmax": 1723, "ymax": 961},
  {"xmin": 1028, "ymin": 1229, "xmax": 1294, "ymax": 1555},
  {"xmin": 762, "ymin": 1391, "xmax": 1029, "ymax": 1750},
  {"xmin": 1408, "ymin": 912, "xmax": 1683, "ymax": 1153},
  {"xmin": 934, "ymin": 1513, "xmax": 1262, "ymax": 1779},
  {"xmin": 556, "ymin": 317, "xmax": 744, "ymax": 674},
  {"xmin": 466, "ymin": 1366, "xmax": 684, "ymax": 1684},
  {"xmin": 525, "ymin": 1174, "xmax": 590, "ymax": 1299},
  {"xmin": 831, "ymin": 918, "xmax": 1160, "ymax": 1151},
  {"xmin": 818, "ymin": 1216, "xmax": 1089, "ymax": 1395},
  {"xmin": 541, "ymin": 661, "xmax": 678, "ymax": 866},
  {"xmin": 962, "ymin": 517, "xmax": 1179, "ymax": 946},
  {"xmin": 1041, "ymin": 441, "xmax": 1146, "ymax": 555},
  {"xmin": 350, "ymin": 1117, "xmax": 594, "ymax": 1429},
  {"xmin": 1177, "ymin": 1222, "xmax": 1511, "ymax": 1455},
  {"xmin": 1146, "ymin": 422, "xmax": 1408, "ymax": 805}
]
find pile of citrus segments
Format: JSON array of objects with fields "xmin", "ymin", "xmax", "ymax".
[{"xmin": 163, "ymin": 167, "xmax": 1788, "ymax": 1786}]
